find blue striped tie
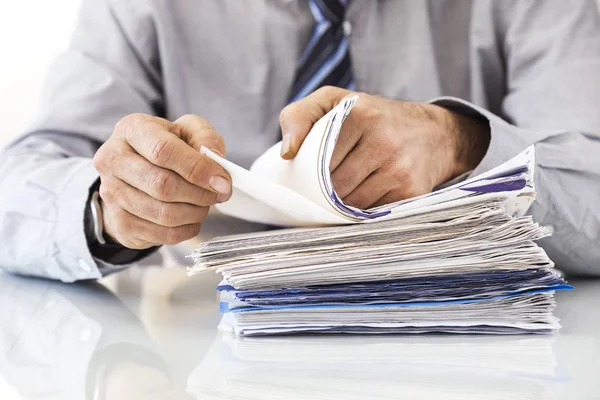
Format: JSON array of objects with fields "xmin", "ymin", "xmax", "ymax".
[{"xmin": 288, "ymin": 0, "xmax": 354, "ymax": 103}]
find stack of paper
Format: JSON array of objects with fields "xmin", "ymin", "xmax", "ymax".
[{"xmin": 189, "ymin": 97, "xmax": 571, "ymax": 336}]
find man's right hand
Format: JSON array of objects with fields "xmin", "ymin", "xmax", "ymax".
[{"xmin": 93, "ymin": 114, "xmax": 232, "ymax": 250}]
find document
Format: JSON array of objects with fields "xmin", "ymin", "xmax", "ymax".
[
  {"xmin": 190, "ymin": 97, "xmax": 570, "ymax": 337},
  {"xmin": 201, "ymin": 96, "xmax": 535, "ymax": 227}
]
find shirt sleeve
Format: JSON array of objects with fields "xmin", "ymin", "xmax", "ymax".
[
  {"xmin": 0, "ymin": 0, "xmax": 163, "ymax": 282},
  {"xmin": 430, "ymin": 0, "xmax": 600, "ymax": 276}
]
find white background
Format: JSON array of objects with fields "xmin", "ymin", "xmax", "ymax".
[
  {"xmin": 0, "ymin": 1, "xmax": 82, "ymax": 151},
  {"xmin": 0, "ymin": 1, "xmax": 599, "ymax": 399},
  {"xmin": 0, "ymin": 2, "xmax": 81, "ymax": 398},
  {"xmin": 0, "ymin": 0, "xmax": 81, "ymax": 400}
]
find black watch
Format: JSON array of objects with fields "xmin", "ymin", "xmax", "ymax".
[{"xmin": 85, "ymin": 180, "xmax": 160, "ymax": 264}]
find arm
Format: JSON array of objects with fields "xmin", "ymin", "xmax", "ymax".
[
  {"xmin": 280, "ymin": 1, "xmax": 600, "ymax": 277},
  {"xmin": 0, "ymin": 0, "xmax": 162, "ymax": 281},
  {"xmin": 0, "ymin": 0, "xmax": 227, "ymax": 282},
  {"xmin": 433, "ymin": 0, "xmax": 600, "ymax": 276}
]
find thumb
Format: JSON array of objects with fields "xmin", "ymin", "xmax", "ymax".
[{"xmin": 279, "ymin": 86, "xmax": 351, "ymax": 160}]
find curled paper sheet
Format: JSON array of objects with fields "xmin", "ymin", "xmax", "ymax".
[{"xmin": 201, "ymin": 96, "xmax": 536, "ymax": 227}]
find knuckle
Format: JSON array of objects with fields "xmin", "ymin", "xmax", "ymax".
[
  {"xmin": 404, "ymin": 189, "xmax": 421, "ymax": 200},
  {"xmin": 392, "ymin": 163, "xmax": 412, "ymax": 183},
  {"xmin": 112, "ymin": 208, "xmax": 132, "ymax": 237},
  {"xmin": 165, "ymin": 227, "xmax": 185, "ymax": 245},
  {"xmin": 124, "ymin": 236, "xmax": 149, "ymax": 250},
  {"xmin": 123, "ymin": 113, "xmax": 148, "ymax": 127},
  {"xmin": 115, "ymin": 113, "xmax": 146, "ymax": 136},
  {"xmin": 391, "ymin": 186, "xmax": 419, "ymax": 201},
  {"xmin": 95, "ymin": 143, "xmax": 130, "ymax": 176},
  {"xmin": 119, "ymin": 237, "xmax": 140, "ymax": 250},
  {"xmin": 157, "ymin": 202, "xmax": 179, "ymax": 227},
  {"xmin": 178, "ymin": 114, "xmax": 210, "ymax": 127},
  {"xmin": 130, "ymin": 241, "xmax": 148, "ymax": 250},
  {"xmin": 189, "ymin": 224, "xmax": 202, "ymax": 238},
  {"xmin": 279, "ymin": 104, "xmax": 296, "ymax": 122},
  {"xmin": 165, "ymin": 224, "xmax": 201, "ymax": 245},
  {"xmin": 188, "ymin": 205, "xmax": 210, "ymax": 223},
  {"xmin": 149, "ymin": 137, "xmax": 173, "ymax": 165},
  {"xmin": 98, "ymin": 181, "xmax": 114, "ymax": 204},
  {"xmin": 361, "ymin": 104, "xmax": 384, "ymax": 126},
  {"xmin": 345, "ymin": 193, "xmax": 368, "ymax": 209},
  {"xmin": 317, "ymin": 85, "xmax": 339, "ymax": 97},
  {"xmin": 103, "ymin": 206, "xmax": 130, "ymax": 245},
  {"xmin": 331, "ymin": 168, "xmax": 353, "ymax": 191},
  {"xmin": 198, "ymin": 127, "xmax": 226, "ymax": 156},
  {"xmin": 113, "ymin": 117, "xmax": 129, "ymax": 135},
  {"xmin": 94, "ymin": 143, "xmax": 121, "ymax": 172},
  {"xmin": 176, "ymin": 114, "xmax": 195, "ymax": 123},
  {"xmin": 390, "ymin": 162, "xmax": 421, "ymax": 198},
  {"xmin": 93, "ymin": 146, "xmax": 107, "ymax": 172},
  {"xmin": 210, "ymin": 131, "xmax": 226, "ymax": 154},
  {"xmin": 188, "ymin": 160, "xmax": 211, "ymax": 187},
  {"xmin": 198, "ymin": 189, "xmax": 219, "ymax": 206},
  {"xmin": 149, "ymin": 169, "xmax": 175, "ymax": 200}
]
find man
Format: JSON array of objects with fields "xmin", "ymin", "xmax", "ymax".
[{"xmin": 0, "ymin": 0, "xmax": 599, "ymax": 282}]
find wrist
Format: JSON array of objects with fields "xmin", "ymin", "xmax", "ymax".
[
  {"xmin": 85, "ymin": 180, "xmax": 159, "ymax": 264},
  {"xmin": 430, "ymin": 104, "xmax": 490, "ymax": 181}
]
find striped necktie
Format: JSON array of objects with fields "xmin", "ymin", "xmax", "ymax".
[{"xmin": 288, "ymin": 0, "xmax": 355, "ymax": 103}]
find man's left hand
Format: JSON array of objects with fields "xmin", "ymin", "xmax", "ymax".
[{"xmin": 279, "ymin": 86, "xmax": 490, "ymax": 209}]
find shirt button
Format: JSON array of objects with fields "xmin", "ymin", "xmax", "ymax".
[
  {"xmin": 343, "ymin": 21, "xmax": 352, "ymax": 36},
  {"xmin": 78, "ymin": 259, "xmax": 92, "ymax": 273}
]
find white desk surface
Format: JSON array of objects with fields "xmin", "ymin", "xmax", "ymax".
[{"xmin": 0, "ymin": 215, "xmax": 598, "ymax": 399}]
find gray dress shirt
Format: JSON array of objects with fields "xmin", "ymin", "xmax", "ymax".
[{"xmin": 1, "ymin": 0, "xmax": 599, "ymax": 282}]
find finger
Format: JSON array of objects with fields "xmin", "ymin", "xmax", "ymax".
[
  {"xmin": 371, "ymin": 189, "xmax": 412, "ymax": 208},
  {"xmin": 100, "ymin": 177, "xmax": 210, "ymax": 227},
  {"xmin": 108, "ymin": 149, "xmax": 227, "ymax": 206},
  {"xmin": 369, "ymin": 158, "xmax": 432, "ymax": 207},
  {"xmin": 371, "ymin": 185, "xmax": 430, "ymax": 208},
  {"xmin": 171, "ymin": 114, "xmax": 226, "ymax": 156},
  {"xmin": 279, "ymin": 86, "xmax": 351, "ymax": 159},
  {"xmin": 329, "ymin": 111, "xmax": 366, "ymax": 172},
  {"xmin": 330, "ymin": 141, "xmax": 383, "ymax": 199},
  {"xmin": 343, "ymin": 170, "xmax": 392, "ymax": 210},
  {"xmin": 103, "ymin": 204, "xmax": 202, "ymax": 249},
  {"xmin": 121, "ymin": 115, "xmax": 231, "ymax": 194}
]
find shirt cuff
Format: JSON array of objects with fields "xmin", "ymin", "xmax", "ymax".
[
  {"xmin": 428, "ymin": 96, "xmax": 531, "ymax": 176},
  {"xmin": 50, "ymin": 159, "xmax": 103, "ymax": 281},
  {"xmin": 52, "ymin": 159, "xmax": 147, "ymax": 281}
]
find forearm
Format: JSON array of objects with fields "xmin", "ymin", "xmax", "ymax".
[
  {"xmin": 0, "ymin": 134, "xmax": 127, "ymax": 282},
  {"xmin": 0, "ymin": 0, "xmax": 168, "ymax": 281}
]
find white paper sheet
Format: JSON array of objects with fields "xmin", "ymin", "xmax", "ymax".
[{"xmin": 202, "ymin": 96, "xmax": 535, "ymax": 227}]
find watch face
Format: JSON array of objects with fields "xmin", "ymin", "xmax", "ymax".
[
  {"xmin": 84, "ymin": 192, "xmax": 98, "ymax": 244},
  {"xmin": 90, "ymin": 191, "xmax": 106, "ymax": 245}
]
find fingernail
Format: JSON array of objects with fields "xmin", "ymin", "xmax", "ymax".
[
  {"xmin": 217, "ymin": 193, "xmax": 230, "ymax": 203},
  {"xmin": 209, "ymin": 176, "xmax": 231, "ymax": 194},
  {"xmin": 281, "ymin": 134, "xmax": 293, "ymax": 159}
]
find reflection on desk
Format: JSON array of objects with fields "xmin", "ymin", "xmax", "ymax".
[
  {"xmin": 189, "ymin": 334, "xmax": 559, "ymax": 400},
  {"xmin": 0, "ymin": 272, "xmax": 192, "ymax": 400},
  {"xmin": 0, "ymin": 256, "xmax": 599, "ymax": 399}
]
